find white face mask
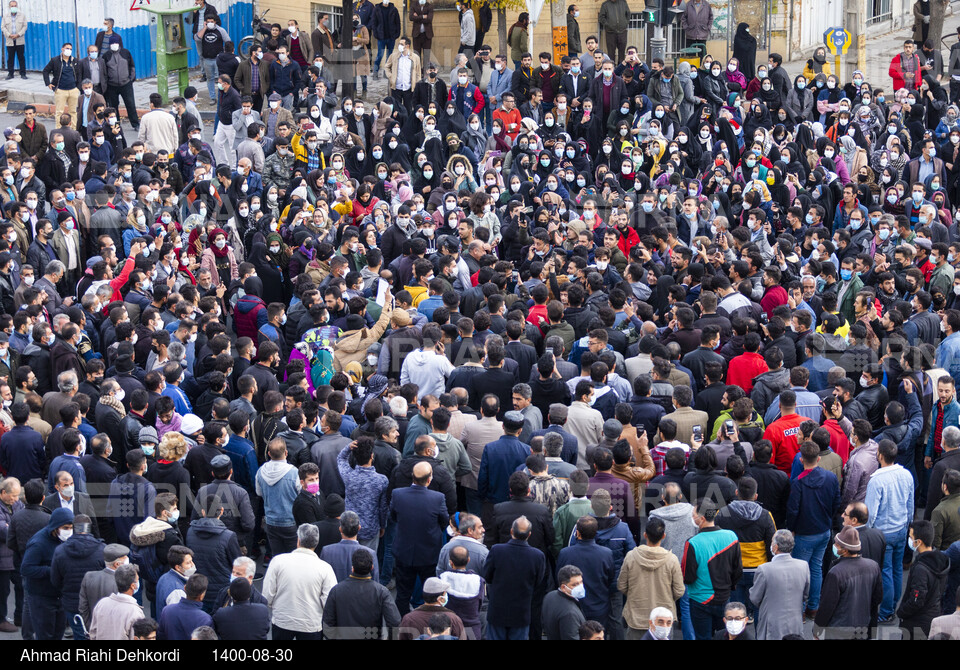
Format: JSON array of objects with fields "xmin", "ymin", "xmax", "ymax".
[{"xmin": 725, "ymin": 619, "xmax": 746, "ymax": 636}]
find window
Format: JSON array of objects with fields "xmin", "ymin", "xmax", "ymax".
[
  {"xmin": 311, "ymin": 3, "xmax": 344, "ymax": 36},
  {"xmin": 867, "ymin": 0, "xmax": 892, "ymax": 25}
]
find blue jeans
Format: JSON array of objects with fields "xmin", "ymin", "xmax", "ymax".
[
  {"xmin": 792, "ymin": 530, "xmax": 831, "ymax": 610},
  {"xmin": 731, "ymin": 570, "xmax": 757, "ymax": 623},
  {"xmin": 378, "ymin": 516, "xmax": 397, "ymax": 585},
  {"xmin": 486, "ymin": 624, "xmax": 529, "ymax": 640},
  {"xmin": 202, "ymin": 58, "xmax": 218, "ymax": 101},
  {"xmin": 375, "ymin": 39, "xmax": 395, "ymax": 73},
  {"xmin": 881, "ymin": 527, "xmax": 908, "ymax": 619},
  {"xmin": 690, "ymin": 599, "xmax": 726, "ymax": 640},
  {"xmin": 677, "ymin": 588, "xmax": 696, "ymax": 640}
]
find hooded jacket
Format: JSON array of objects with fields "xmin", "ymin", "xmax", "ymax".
[
  {"xmin": 785, "ymin": 466, "xmax": 840, "ymax": 536},
  {"xmin": 618, "ymin": 544, "xmax": 685, "ymax": 626},
  {"xmin": 21, "ymin": 506, "xmax": 74, "ymax": 599},
  {"xmin": 333, "ymin": 300, "xmax": 393, "ymax": 374},
  {"xmin": 897, "ymin": 548, "xmax": 951, "ymax": 636},
  {"xmin": 255, "ymin": 460, "xmax": 300, "ymax": 527},
  {"xmin": 50, "ymin": 531, "xmax": 105, "ymax": 612},
  {"xmin": 649, "ymin": 501, "xmax": 698, "ymax": 561},
  {"xmin": 186, "ymin": 517, "xmax": 242, "ymax": 611},
  {"xmin": 234, "ymin": 293, "xmax": 268, "ymax": 342},
  {"xmin": 749, "ymin": 368, "xmax": 791, "ymax": 419},
  {"xmin": 399, "ymin": 348, "xmax": 455, "ymax": 399},
  {"xmin": 715, "ymin": 499, "xmax": 776, "ymax": 569}
]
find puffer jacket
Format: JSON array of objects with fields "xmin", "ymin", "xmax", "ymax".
[
  {"xmin": 0, "ymin": 497, "xmax": 24, "ymax": 571},
  {"xmin": 50, "ymin": 532, "xmax": 105, "ymax": 612},
  {"xmin": 234, "ymin": 294, "xmax": 268, "ymax": 342},
  {"xmin": 185, "ymin": 517, "xmax": 242, "ymax": 612},
  {"xmin": 333, "ymin": 301, "xmax": 393, "ymax": 373},
  {"xmin": 618, "ymin": 544, "xmax": 685, "ymax": 626},
  {"xmin": 715, "ymin": 499, "xmax": 776, "ymax": 569},
  {"xmin": 129, "ymin": 516, "xmax": 183, "ymax": 602},
  {"xmin": 21, "ymin": 507, "xmax": 74, "ymax": 599}
]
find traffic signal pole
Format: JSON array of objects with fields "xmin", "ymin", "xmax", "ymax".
[{"xmin": 651, "ymin": 26, "xmax": 666, "ymax": 61}]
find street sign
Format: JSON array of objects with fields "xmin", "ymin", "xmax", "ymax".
[{"xmin": 823, "ymin": 27, "xmax": 851, "ymax": 55}]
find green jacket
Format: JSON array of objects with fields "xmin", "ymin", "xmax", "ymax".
[
  {"xmin": 544, "ymin": 320, "xmax": 576, "ymax": 355},
  {"xmin": 598, "ymin": 0, "xmax": 631, "ymax": 34},
  {"xmin": 552, "ymin": 497, "xmax": 593, "ymax": 557},
  {"xmin": 838, "ymin": 274, "xmax": 863, "ymax": 326},
  {"xmin": 509, "ymin": 25, "xmax": 528, "ymax": 63}
]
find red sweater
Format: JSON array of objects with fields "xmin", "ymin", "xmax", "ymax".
[
  {"xmin": 763, "ymin": 413, "xmax": 805, "ymax": 474},
  {"xmin": 726, "ymin": 351, "xmax": 768, "ymax": 394}
]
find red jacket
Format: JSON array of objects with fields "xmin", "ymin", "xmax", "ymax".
[
  {"xmin": 527, "ymin": 304, "xmax": 548, "ymax": 331},
  {"xmin": 726, "ymin": 351, "xmax": 768, "ymax": 395},
  {"xmin": 763, "ymin": 413, "xmax": 805, "ymax": 474},
  {"xmin": 821, "ymin": 419, "xmax": 851, "ymax": 465},
  {"xmin": 889, "ymin": 52, "xmax": 921, "ymax": 91},
  {"xmin": 760, "ymin": 285, "xmax": 789, "ymax": 317},
  {"xmin": 617, "ymin": 226, "xmax": 640, "ymax": 257}
]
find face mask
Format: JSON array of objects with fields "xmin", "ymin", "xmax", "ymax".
[
  {"xmin": 841, "ymin": 268, "xmax": 853, "ymax": 281},
  {"xmin": 569, "ymin": 584, "xmax": 586, "ymax": 600},
  {"xmin": 454, "ymin": 166, "xmax": 465, "ymax": 176},
  {"xmin": 58, "ymin": 528, "xmax": 73, "ymax": 542},
  {"xmin": 652, "ymin": 624, "xmax": 671, "ymax": 640},
  {"xmin": 458, "ymin": 76, "xmax": 467, "ymax": 85},
  {"xmin": 357, "ymin": 152, "xmax": 365, "ymax": 162},
  {"xmin": 717, "ymin": 616, "xmax": 747, "ymax": 640}
]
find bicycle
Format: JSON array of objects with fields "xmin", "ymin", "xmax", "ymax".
[{"xmin": 238, "ymin": 8, "xmax": 272, "ymax": 59}]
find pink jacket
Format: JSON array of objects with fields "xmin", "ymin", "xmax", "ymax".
[{"xmin": 200, "ymin": 247, "xmax": 239, "ymax": 286}]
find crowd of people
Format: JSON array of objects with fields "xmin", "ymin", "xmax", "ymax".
[{"xmin": 0, "ymin": 0, "xmax": 959, "ymax": 643}]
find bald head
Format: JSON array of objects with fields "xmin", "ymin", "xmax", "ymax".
[
  {"xmin": 662, "ymin": 482, "xmax": 683, "ymax": 504},
  {"xmin": 511, "ymin": 515, "xmax": 532, "ymax": 541},
  {"xmin": 413, "ymin": 461, "xmax": 433, "ymax": 486}
]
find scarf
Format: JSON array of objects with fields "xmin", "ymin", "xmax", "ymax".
[
  {"xmin": 209, "ymin": 227, "xmax": 229, "ymax": 258},
  {"xmin": 99, "ymin": 394, "xmax": 126, "ymax": 418}
]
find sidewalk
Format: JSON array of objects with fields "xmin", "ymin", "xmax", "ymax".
[{"xmin": 0, "ymin": 67, "xmax": 392, "ymax": 121}]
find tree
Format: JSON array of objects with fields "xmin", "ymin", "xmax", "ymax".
[{"xmin": 927, "ymin": 0, "xmax": 948, "ymax": 48}]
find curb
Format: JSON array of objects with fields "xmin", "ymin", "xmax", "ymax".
[{"xmin": 4, "ymin": 99, "xmax": 218, "ymax": 122}]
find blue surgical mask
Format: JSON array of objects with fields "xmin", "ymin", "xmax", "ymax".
[
  {"xmin": 879, "ymin": 229, "xmax": 890, "ymax": 240},
  {"xmin": 569, "ymin": 583, "xmax": 586, "ymax": 600},
  {"xmin": 840, "ymin": 268, "xmax": 853, "ymax": 281},
  {"xmin": 641, "ymin": 202, "xmax": 654, "ymax": 213},
  {"xmin": 805, "ymin": 214, "xmax": 814, "ymax": 225}
]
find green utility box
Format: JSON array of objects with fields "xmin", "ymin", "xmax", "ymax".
[{"xmin": 141, "ymin": 5, "xmax": 194, "ymax": 103}]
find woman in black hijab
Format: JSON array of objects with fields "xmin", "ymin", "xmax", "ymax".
[
  {"xmin": 732, "ymin": 23, "xmax": 757, "ymax": 81},
  {"xmin": 344, "ymin": 144, "xmax": 367, "ymax": 177},
  {"xmin": 437, "ymin": 100, "xmax": 467, "ymax": 137},
  {"xmin": 743, "ymin": 101, "xmax": 772, "ymax": 141},
  {"xmin": 755, "ymin": 77, "xmax": 783, "ymax": 114}
]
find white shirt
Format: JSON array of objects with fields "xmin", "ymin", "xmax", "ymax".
[
  {"xmin": 397, "ymin": 53, "xmax": 413, "ymax": 91},
  {"xmin": 262, "ymin": 548, "xmax": 337, "ymax": 632},
  {"xmin": 59, "ymin": 494, "xmax": 74, "ymax": 510}
]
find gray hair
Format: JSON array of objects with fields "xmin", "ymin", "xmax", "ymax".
[
  {"xmin": 724, "ymin": 601, "xmax": 747, "ymax": 616},
  {"xmin": 374, "ymin": 415, "xmax": 398, "ymax": 439},
  {"xmin": 52, "ymin": 313, "xmax": 71, "ymax": 331},
  {"xmin": 168, "ymin": 341, "xmax": 186, "ymax": 362},
  {"xmin": 339, "ymin": 510, "xmax": 361, "ymax": 538},
  {"xmin": 557, "ymin": 564, "xmax": 582, "ymax": 584},
  {"xmin": 389, "ymin": 395, "xmax": 407, "ymax": 417},
  {"xmin": 772, "ymin": 529, "xmax": 795, "ymax": 554},
  {"xmin": 233, "ymin": 556, "xmax": 256, "ymax": 578},
  {"xmin": 943, "ymin": 426, "xmax": 960, "ymax": 451},
  {"xmin": 95, "ymin": 284, "xmax": 113, "ymax": 301},
  {"xmin": 0, "ymin": 476, "xmax": 20, "ymax": 494},
  {"xmin": 543, "ymin": 432, "xmax": 564, "ymax": 457},
  {"xmin": 101, "ymin": 379, "xmax": 121, "ymax": 395},
  {"xmin": 297, "ymin": 523, "xmax": 320, "ymax": 549},
  {"xmin": 827, "ymin": 366, "xmax": 847, "ymax": 385},
  {"xmin": 44, "ymin": 260, "xmax": 66, "ymax": 276},
  {"xmin": 58, "ymin": 370, "xmax": 78, "ymax": 393},
  {"xmin": 114, "ymin": 563, "xmax": 139, "ymax": 592},
  {"xmin": 649, "ymin": 606, "xmax": 673, "ymax": 622},
  {"xmin": 512, "ymin": 383, "xmax": 531, "ymax": 400},
  {"xmin": 458, "ymin": 513, "xmax": 481, "ymax": 535}
]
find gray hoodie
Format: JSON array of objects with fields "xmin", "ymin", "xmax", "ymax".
[
  {"xmin": 648, "ymin": 501, "xmax": 698, "ymax": 561},
  {"xmin": 400, "ymin": 349, "xmax": 454, "ymax": 399}
]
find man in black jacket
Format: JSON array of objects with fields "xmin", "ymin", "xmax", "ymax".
[
  {"xmin": 746, "ymin": 440, "xmax": 789, "ymax": 529},
  {"xmin": 292, "ymin": 462, "xmax": 326, "ymax": 525},
  {"xmin": 467, "ymin": 341, "xmax": 514, "ymax": 416},
  {"xmin": 184, "ymin": 424, "xmax": 228, "ymax": 494},
  {"xmin": 542, "ymin": 564, "xmax": 586, "ymax": 640},
  {"xmin": 897, "ymin": 520, "xmax": 951, "ymax": 639},
  {"xmin": 491, "ymin": 472, "xmax": 555, "ymax": 552},
  {"xmin": 814, "ymin": 525, "xmax": 882, "ymax": 639},
  {"xmin": 389, "ymin": 435, "xmax": 457, "ymax": 514},
  {"xmin": 101, "ymin": 35, "xmax": 138, "ymax": 129},
  {"xmin": 211, "ymin": 573, "xmax": 270, "ymax": 640},
  {"xmin": 186, "ymin": 493, "xmax": 242, "ymax": 614},
  {"xmin": 193, "ymin": 455, "xmax": 255, "ymax": 550},
  {"xmin": 321, "ymin": 549, "xmax": 401, "ymax": 638}
]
